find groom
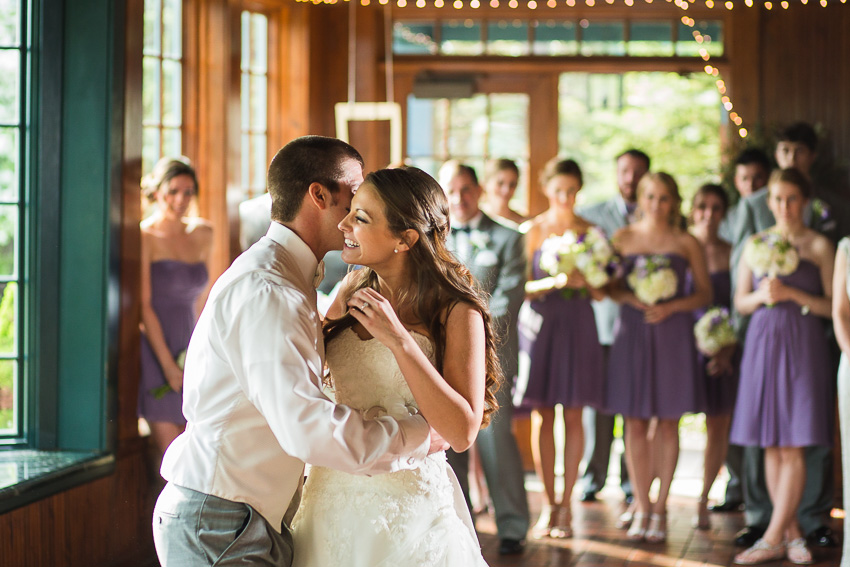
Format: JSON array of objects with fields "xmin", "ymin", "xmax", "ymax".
[{"xmin": 153, "ymin": 136, "xmax": 444, "ymax": 566}]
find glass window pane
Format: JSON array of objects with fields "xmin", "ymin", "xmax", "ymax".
[
  {"xmin": 0, "ymin": 50, "xmax": 18, "ymax": 125},
  {"xmin": 677, "ymin": 20, "xmax": 724, "ymax": 57},
  {"xmin": 0, "ymin": 205, "xmax": 17, "ymax": 277},
  {"xmin": 162, "ymin": 127, "xmax": 181, "ymax": 159},
  {"xmin": 0, "ymin": 282, "xmax": 16, "ymax": 355},
  {"xmin": 488, "ymin": 93, "xmax": 528, "ymax": 159},
  {"xmin": 0, "ymin": 0, "xmax": 19, "ymax": 47},
  {"xmin": 406, "ymin": 96, "xmax": 437, "ymax": 158},
  {"xmin": 447, "ymin": 95, "xmax": 487, "ymax": 157},
  {"xmin": 393, "ymin": 22, "xmax": 437, "ymax": 55},
  {"xmin": 580, "ymin": 20, "xmax": 625, "ymax": 56},
  {"xmin": 486, "ymin": 20, "xmax": 529, "ymax": 56},
  {"xmin": 161, "ymin": 59, "xmax": 182, "ymax": 127},
  {"xmin": 0, "ymin": 127, "xmax": 18, "ymax": 202},
  {"xmin": 162, "ymin": 0, "xmax": 182, "ymax": 58},
  {"xmin": 533, "ymin": 20, "xmax": 577, "ymax": 55},
  {"xmin": 628, "ymin": 21, "xmax": 673, "ymax": 57},
  {"xmin": 251, "ymin": 134, "xmax": 266, "ymax": 191},
  {"xmin": 241, "ymin": 133, "xmax": 250, "ymax": 190},
  {"xmin": 241, "ymin": 72, "xmax": 250, "ymax": 131},
  {"xmin": 0, "ymin": 358, "xmax": 17, "ymax": 435},
  {"xmin": 250, "ymin": 75, "xmax": 267, "ymax": 132},
  {"xmin": 441, "ymin": 21, "xmax": 483, "ymax": 56},
  {"xmin": 241, "ymin": 11, "xmax": 250, "ymax": 71},
  {"xmin": 143, "ymin": 0, "xmax": 162, "ymax": 55},
  {"xmin": 142, "ymin": 56, "xmax": 161, "ymax": 125},
  {"xmin": 251, "ymin": 14, "xmax": 268, "ymax": 74},
  {"xmin": 143, "ymin": 127, "xmax": 161, "ymax": 175}
]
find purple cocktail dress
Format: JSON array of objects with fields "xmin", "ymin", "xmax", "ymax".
[
  {"xmin": 729, "ymin": 260, "xmax": 832, "ymax": 447},
  {"xmin": 515, "ymin": 250, "xmax": 605, "ymax": 409},
  {"xmin": 138, "ymin": 260, "xmax": 208, "ymax": 425},
  {"xmin": 605, "ymin": 254, "xmax": 705, "ymax": 419}
]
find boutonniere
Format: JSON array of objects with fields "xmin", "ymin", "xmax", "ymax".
[
  {"xmin": 812, "ymin": 198, "xmax": 831, "ymax": 222},
  {"xmin": 469, "ymin": 230, "xmax": 490, "ymax": 251}
]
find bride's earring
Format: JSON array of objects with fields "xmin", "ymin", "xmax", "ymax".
[{"xmin": 394, "ymin": 248, "xmax": 399, "ymax": 253}]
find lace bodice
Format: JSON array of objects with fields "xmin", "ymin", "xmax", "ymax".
[
  {"xmin": 292, "ymin": 327, "xmax": 486, "ymax": 567},
  {"xmin": 326, "ymin": 327, "xmax": 434, "ymax": 419}
]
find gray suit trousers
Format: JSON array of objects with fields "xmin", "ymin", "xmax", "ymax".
[
  {"xmin": 447, "ymin": 383, "xmax": 530, "ymax": 541},
  {"xmin": 154, "ymin": 483, "xmax": 294, "ymax": 566}
]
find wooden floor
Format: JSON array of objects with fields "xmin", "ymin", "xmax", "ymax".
[
  {"xmin": 478, "ymin": 489, "xmax": 842, "ymax": 567},
  {"xmin": 133, "ymin": 446, "xmax": 844, "ymax": 567}
]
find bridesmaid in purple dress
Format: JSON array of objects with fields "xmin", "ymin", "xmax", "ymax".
[
  {"xmin": 139, "ymin": 158, "xmax": 213, "ymax": 468},
  {"xmin": 688, "ymin": 184, "xmax": 738, "ymax": 531},
  {"xmin": 731, "ymin": 169, "xmax": 834, "ymax": 565},
  {"xmin": 517, "ymin": 158, "xmax": 605, "ymax": 538},
  {"xmin": 606, "ymin": 172, "xmax": 711, "ymax": 543}
]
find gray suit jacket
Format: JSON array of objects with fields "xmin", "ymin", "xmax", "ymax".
[
  {"xmin": 576, "ymin": 197, "xmax": 630, "ymax": 345},
  {"xmin": 447, "ymin": 214, "xmax": 526, "ymax": 381}
]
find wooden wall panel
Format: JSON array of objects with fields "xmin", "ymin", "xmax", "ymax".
[{"xmin": 0, "ymin": 446, "xmax": 154, "ymax": 567}]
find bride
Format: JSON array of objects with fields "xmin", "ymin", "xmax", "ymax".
[{"xmin": 291, "ymin": 167, "xmax": 500, "ymax": 566}]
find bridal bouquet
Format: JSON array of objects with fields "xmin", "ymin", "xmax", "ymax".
[
  {"xmin": 627, "ymin": 255, "xmax": 678, "ymax": 305},
  {"xmin": 150, "ymin": 349, "xmax": 186, "ymax": 399},
  {"xmin": 743, "ymin": 231, "xmax": 799, "ymax": 277},
  {"xmin": 538, "ymin": 227, "xmax": 619, "ymax": 288},
  {"xmin": 694, "ymin": 307, "xmax": 737, "ymax": 356}
]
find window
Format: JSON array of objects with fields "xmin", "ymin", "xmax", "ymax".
[
  {"xmin": 406, "ymin": 93, "xmax": 530, "ymax": 209},
  {"xmin": 143, "ymin": 0, "xmax": 183, "ymax": 175},
  {"xmin": 0, "ymin": 0, "xmax": 26, "ymax": 440},
  {"xmin": 393, "ymin": 18, "xmax": 724, "ymax": 58},
  {"xmin": 240, "ymin": 11, "xmax": 269, "ymax": 202}
]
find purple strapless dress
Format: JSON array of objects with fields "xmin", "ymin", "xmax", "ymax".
[
  {"xmin": 605, "ymin": 254, "xmax": 704, "ymax": 419},
  {"xmin": 138, "ymin": 260, "xmax": 208, "ymax": 424},
  {"xmin": 729, "ymin": 260, "xmax": 833, "ymax": 447},
  {"xmin": 693, "ymin": 271, "xmax": 740, "ymax": 416},
  {"xmin": 515, "ymin": 250, "xmax": 605, "ymax": 410}
]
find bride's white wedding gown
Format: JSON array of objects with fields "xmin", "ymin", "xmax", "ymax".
[{"xmin": 291, "ymin": 328, "xmax": 489, "ymax": 567}]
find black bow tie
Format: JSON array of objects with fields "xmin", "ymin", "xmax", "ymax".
[{"xmin": 452, "ymin": 225, "xmax": 471, "ymax": 234}]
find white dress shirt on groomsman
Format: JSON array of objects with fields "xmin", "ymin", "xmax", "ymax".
[
  {"xmin": 574, "ymin": 149, "xmax": 650, "ymax": 505},
  {"xmin": 439, "ymin": 160, "xmax": 531, "ymax": 556},
  {"xmin": 153, "ymin": 136, "xmax": 442, "ymax": 567}
]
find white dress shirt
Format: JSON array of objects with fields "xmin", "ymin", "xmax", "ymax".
[{"xmin": 161, "ymin": 222, "xmax": 430, "ymax": 532}]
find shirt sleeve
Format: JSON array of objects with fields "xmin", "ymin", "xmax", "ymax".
[{"xmin": 219, "ymin": 278, "xmax": 430, "ymax": 475}]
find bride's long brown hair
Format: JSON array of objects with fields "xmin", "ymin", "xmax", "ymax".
[{"xmin": 324, "ymin": 167, "xmax": 502, "ymax": 428}]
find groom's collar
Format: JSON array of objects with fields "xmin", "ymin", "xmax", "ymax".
[
  {"xmin": 452, "ymin": 211, "xmax": 484, "ymax": 231},
  {"xmin": 266, "ymin": 221, "xmax": 320, "ymax": 290}
]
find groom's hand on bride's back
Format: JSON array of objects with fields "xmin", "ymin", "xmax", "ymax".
[{"xmin": 427, "ymin": 426, "xmax": 450, "ymax": 454}]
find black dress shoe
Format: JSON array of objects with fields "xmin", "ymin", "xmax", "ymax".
[
  {"xmin": 807, "ymin": 526, "xmax": 838, "ymax": 547},
  {"xmin": 498, "ymin": 538, "xmax": 525, "ymax": 555},
  {"xmin": 708, "ymin": 500, "xmax": 744, "ymax": 513},
  {"xmin": 735, "ymin": 525, "xmax": 766, "ymax": 547},
  {"xmin": 579, "ymin": 490, "xmax": 597, "ymax": 502}
]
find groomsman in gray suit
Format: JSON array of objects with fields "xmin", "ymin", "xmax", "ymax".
[
  {"xmin": 575, "ymin": 149, "xmax": 649, "ymax": 504},
  {"xmin": 440, "ymin": 161, "xmax": 530, "ymax": 556},
  {"xmin": 731, "ymin": 122, "xmax": 838, "ymax": 549}
]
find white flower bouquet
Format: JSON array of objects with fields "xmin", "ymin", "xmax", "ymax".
[
  {"xmin": 627, "ymin": 255, "xmax": 678, "ymax": 305},
  {"xmin": 538, "ymin": 227, "xmax": 619, "ymax": 288},
  {"xmin": 694, "ymin": 307, "xmax": 737, "ymax": 356},
  {"xmin": 743, "ymin": 231, "xmax": 799, "ymax": 277}
]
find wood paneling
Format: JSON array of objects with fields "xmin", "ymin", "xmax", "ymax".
[{"xmin": 0, "ymin": 443, "xmax": 153, "ymax": 567}]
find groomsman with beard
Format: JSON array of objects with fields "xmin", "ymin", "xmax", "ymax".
[
  {"xmin": 575, "ymin": 149, "xmax": 650, "ymax": 505},
  {"xmin": 730, "ymin": 122, "xmax": 839, "ymax": 550},
  {"xmin": 439, "ymin": 160, "xmax": 530, "ymax": 556}
]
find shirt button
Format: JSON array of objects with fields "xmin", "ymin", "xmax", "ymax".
[{"xmin": 407, "ymin": 457, "xmax": 415, "ymax": 465}]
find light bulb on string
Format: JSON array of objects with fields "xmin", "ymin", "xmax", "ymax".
[
  {"xmin": 739, "ymin": 128, "xmax": 748, "ymax": 138},
  {"xmin": 781, "ymin": 1, "xmax": 788, "ymax": 8},
  {"xmin": 528, "ymin": 0, "xmax": 538, "ymax": 7}
]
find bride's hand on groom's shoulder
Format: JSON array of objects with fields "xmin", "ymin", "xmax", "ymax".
[{"xmin": 347, "ymin": 288, "xmax": 410, "ymax": 350}]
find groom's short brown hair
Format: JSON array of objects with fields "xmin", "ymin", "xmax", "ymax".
[{"xmin": 267, "ymin": 136, "xmax": 364, "ymax": 222}]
